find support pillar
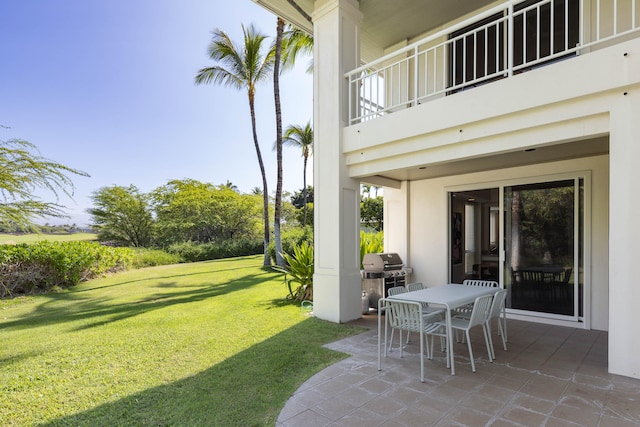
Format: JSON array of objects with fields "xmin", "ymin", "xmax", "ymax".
[
  {"xmin": 609, "ymin": 90, "xmax": 640, "ymax": 379},
  {"xmin": 312, "ymin": 0, "xmax": 362, "ymax": 323}
]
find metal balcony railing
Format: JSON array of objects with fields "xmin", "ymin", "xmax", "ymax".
[{"xmin": 347, "ymin": 0, "xmax": 640, "ymax": 125}]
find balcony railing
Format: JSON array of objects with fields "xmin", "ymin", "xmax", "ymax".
[{"xmin": 347, "ymin": 0, "xmax": 640, "ymax": 125}]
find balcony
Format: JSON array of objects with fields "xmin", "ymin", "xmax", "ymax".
[{"xmin": 347, "ymin": 0, "xmax": 640, "ymax": 125}]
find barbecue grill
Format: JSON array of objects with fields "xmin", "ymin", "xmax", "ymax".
[{"xmin": 361, "ymin": 253, "xmax": 413, "ymax": 310}]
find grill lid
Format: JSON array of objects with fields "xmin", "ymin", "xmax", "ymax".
[{"xmin": 362, "ymin": 253, "xmax": 404, "ymax": 272}]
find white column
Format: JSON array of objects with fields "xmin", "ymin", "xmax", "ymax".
[
  {"xmin": 609, "ymin": 90, "xmax": 640, "ymax": 379},
  {"xmin": 312, "ymin": 0, "xmax": 362, "ymax": 323}
]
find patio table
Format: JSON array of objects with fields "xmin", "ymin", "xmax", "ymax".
[{"xmin": 382, "ymin": 283, "xmax": 499, "ymax": 375}]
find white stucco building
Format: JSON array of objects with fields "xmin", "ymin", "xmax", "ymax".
[{"xmin": 253, "ymin": 0, "xmax": 640, "ymax": 380}]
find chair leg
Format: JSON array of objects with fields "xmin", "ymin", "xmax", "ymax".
[
  {"xmin": 465, "ymin": 330, "xmax": 476, "ymax": 372},
  {"xmin": 419, "ymin": 331, "xmax": 425, "ymax": 382},
  {"xmin": 501, "ymin": 306, "xmax": 508, "ymax": 342},
  {"xmin": 483, "ymin": 323, "xmax": 494, "ymax": 362},
  {"xmin": 423, "ymin": 331, "xmax": 431, "ymax": 359},
  {"xmin": 498, "ymin": 319, "xmax": 508, "ymax": 351}
]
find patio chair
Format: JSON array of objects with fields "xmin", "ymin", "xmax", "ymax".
[
  {"xmin": 386, "ymin": 286, "xmax": 407, "ymax": 350},
  {"xmin": 387, "ymin": 285, "xmax": 406, "ymax": 296},
  {"xmin": 406, "ymin": 282, "xmax": 446, "ymax": 352},
  {"xmin": 378, "ymin": 299, "xmax": 443, "ymax": 382},
  {"xmin": 460, "ymin": 279, "xmax": 507, "ymax": 342},
  {"xmin": 485, "ymin": 289, "xmax": 508, "ymax": 360},
  {"xmin": 406, "ymin": 282, "xmax": 445, "ymax": 318},
  {"xmin": 437, "ymin": 294, "xmax": 494, "ymax": 372},
  {"xmin": 462, "ymin": 279, "xmax": 499, "ymax": 287}
]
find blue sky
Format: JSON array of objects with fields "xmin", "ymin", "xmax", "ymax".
[{"xmin": 0, "ymin": 0, "xmax": 313, "ymax": 226}]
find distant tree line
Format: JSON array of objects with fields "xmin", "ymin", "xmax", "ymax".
[{"xmin": 87, "ymin": 179, "xmax": 314, "ymax": 257}]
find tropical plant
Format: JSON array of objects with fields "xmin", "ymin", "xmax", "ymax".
[
  {"xmin": 221, "ymin": 180, "xmax": 239, "ymax": 192},
  {"xmin": 282, "ymin": 24, "xmax": 314, "ymax": 74},
  {"xmin": 282, "ymin": 121, "xmax": 313, "ymax": 226},
  {"xmin": 195, "ymin": 24, "xmax": 274, "ymax": 267},
  {"xmin": 273, "ymin": 240, "xmax": 314, "ymax": 301},
  {"xmin": 0, "ymin": 134, "xmax": 89, "ymax": 231},
  {"xmin": 88, "ymin": 185, "xmax": 155, "ymax": 247},
  {"xmin": 360, "ymin": 230, "xmax": 383, "ymax": 269},
  {"xmin": 266, "ymin": 225, "xmax": 312, "ymax": 265}
]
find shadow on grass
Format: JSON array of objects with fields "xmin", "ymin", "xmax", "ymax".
[
  {"xmin": 37, "ymin": 318, "xmax": 366, "ymax": 427},
  {"xmin": 0, "ymin": 269, "xmax": 279, "ymax": 332}
]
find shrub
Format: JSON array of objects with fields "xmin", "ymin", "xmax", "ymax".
[
  {"xmin": 0, "ymin": 241, "xmax": 133, "ymax": 297},
  {"xmin": 273, "ymin": 241, "xmax": 314, "ymax": 301},
  {"xmin": 131, "ymin": 248, "xmax": 183, "ymax": 268},
  {"xmin": 166, "ymin": 238, "xmax": 263, "ymax": 262},
  {"xmin": 360, "ymin": 230, "xmax": 384, "ymax": 269},
  {"xmin": 267, "ymin": 226, "xmax": 313, "ymax": 265}
]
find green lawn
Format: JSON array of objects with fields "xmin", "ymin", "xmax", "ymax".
[
  {"xmin": 0, "ymin": 255, "xmax": 364, "ymax": 426},
  {"xmin": 0, "ymin": 232, "xmax": 97, "ymax": 244}
]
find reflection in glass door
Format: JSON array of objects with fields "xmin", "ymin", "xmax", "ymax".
[{"xmin": 504, "ymin": 179, "xmax": 583, "ymax": 319}]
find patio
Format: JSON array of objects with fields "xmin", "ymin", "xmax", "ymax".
[{"xmin": 277, "ymin": 316, "xmax": 640, "ymax": 426}]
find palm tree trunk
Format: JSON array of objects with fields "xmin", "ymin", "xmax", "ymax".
[
  {"xmin": 273, "ymin": 17, "xmax": 285, "ymax": 267},
  {"xmin": 249, "ymin": 93, "xmax": 271, "ymax": 267},
  {"xmin": 302, "ymin": 155, "xmax": 308, "ymax": 226}
]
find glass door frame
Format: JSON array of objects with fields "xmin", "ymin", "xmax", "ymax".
[{"xmin": 447, "ymin": 170, "xmax": 591, "ymax": 327}]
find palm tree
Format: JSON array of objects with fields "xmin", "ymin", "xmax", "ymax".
[
  {"xmin": 195, "ymin": 24, "xmax": 274, "ymax": 267},
  {"xmin": 221, "ymin": 180, "xmax": 239, "ymax": 192},
  {"xmin": 273, "ymin": 17, "xmax": 286, "ymax": 267},
  {"xmin": 282, "ymin": 121, "xmax": 313, "ymax": 226},
  {"xmin": 272, "ymin": 23, "xmax": 314, "ymax": 267},
  {"xmin": 281, "ymin": 25, "xmax": 314, "ymax": 74}
]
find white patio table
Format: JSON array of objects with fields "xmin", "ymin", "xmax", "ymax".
[{"xmin": 382, "ymin": 283, "xmax": 499, "ymax": 375}]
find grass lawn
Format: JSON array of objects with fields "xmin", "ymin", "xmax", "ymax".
[
  {"xmin": 0, "ymin": 255, "xmax": 365, "ymax": 426},
  {"xmin": 0, "ymin": 232, "xmax": 97, "ymax": 244}
]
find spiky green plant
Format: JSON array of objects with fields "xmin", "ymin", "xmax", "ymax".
[{"xmin": 273, "ymin": 241, "xmax": 313, "ymax": 301}]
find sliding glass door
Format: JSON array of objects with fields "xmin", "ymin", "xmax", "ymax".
[
  {"xmin": 450, "ymin": 176, "xmax": 584, "ymax": 322},
  {"xmin": 504, "ymin": 179, "xmax": 583, "ymax": 320}
]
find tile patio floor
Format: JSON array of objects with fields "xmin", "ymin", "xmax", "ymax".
[{"xmin": 276, "ymin": 315, "xmax": 640, "ymax": 426}]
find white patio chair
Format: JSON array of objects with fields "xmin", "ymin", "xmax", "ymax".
[
  {"xmin": 485, "ymin": 289, "xmax": 508, "ymax": 360},
  {"xmin": 378, "ymin": 299, "xmax": 443, "ymax": 382},
  {"xmin": 436, "ymin": 294, "xmax": 494, "ymax": 372},
  {"xmin": 387, "ymin": 285, "xmax": 406, "ymax": 296},
  {"xmin": 386, "ymin": 286, "xmax": 407, "ymax": 350},
  {"xmin": 406, "ymin": 282, "xmax": 424, "ymax": 292},
  {"xmin": 406, "ymin": 282, "xmax": 446, "ymax": 352},
  {"xmin": 406, "ymin": 282, "xmax": 445, "ymax": 318},
  {"xmin": 462, "ymin": 279, "xmax": 499, "ymax": 288},
  {"xmin": 459, "ymin": 279, "xmax": 507, "ymax": 342}
]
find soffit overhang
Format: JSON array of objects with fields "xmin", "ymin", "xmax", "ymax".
[{"xmin": 253, "ymin": 0, "xmax": 497, "ymax": 60}]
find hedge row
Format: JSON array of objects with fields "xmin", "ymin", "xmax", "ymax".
[
  {"xmin": 0, "ymin": 241, "xmax": 134, "ymax": 297},
  {"xmin": 166, "ymin": 238, "xmax": 263, "ymax": 262}
]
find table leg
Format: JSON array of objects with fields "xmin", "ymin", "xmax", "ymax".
[{"xmin": 377, "ymin": 298, "xmax": 383, "ymax": 371}]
